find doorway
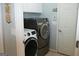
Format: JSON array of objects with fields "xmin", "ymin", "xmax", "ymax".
[{"xmin": 56, "ymin": 3, "xmax": 78, "ymax": 55}]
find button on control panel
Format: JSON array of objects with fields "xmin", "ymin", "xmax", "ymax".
[
  {"xmin": 31, "ymin": 31, "xmax": 36, "ymax": 35},
  {"xmin": 27, "ymin": 32, "xmax": 30, "ymax": 36}
]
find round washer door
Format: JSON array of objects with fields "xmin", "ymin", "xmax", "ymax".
[
  {"xmin": 40, "ymin": 23, "xmax": 49, "ymax": 39},
  {"xmin": 24, "ymin": 37, "xmax": 37, "ymax": 56}
]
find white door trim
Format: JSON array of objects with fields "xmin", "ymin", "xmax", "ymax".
[
  {"xmin": 14, "ymin": 4, "xmax": 24, "ymax": 56},
  {"xmin": 0, "ymin": 4, "xmax": 4, "ymax": 54}
]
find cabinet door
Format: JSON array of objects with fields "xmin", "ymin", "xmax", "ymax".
[{"xmin": 23, "ymin": 3, "xmax": 42, "ymax": 13}]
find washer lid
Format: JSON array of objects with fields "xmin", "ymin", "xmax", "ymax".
[{"xmin": 40, "ymin": 23, "xmax": 49, "ymax": 39}]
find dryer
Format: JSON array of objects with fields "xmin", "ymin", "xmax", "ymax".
[
  {"xmin": 36, "ymin": 18, "xmax": 50, "ymax": 56},
  {"xmin": 23, "ymin": 29, "xmax": 38, "ymax": 56}
]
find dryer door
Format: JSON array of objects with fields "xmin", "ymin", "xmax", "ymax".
[
  {"xmin": 24, "ymin": 37, "xmax": 37, "ymax": 56},
  {"xmin": 40, "ymin": 23, "xmax": 49, "ymax": 39}
]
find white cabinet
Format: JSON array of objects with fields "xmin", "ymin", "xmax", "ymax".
[{"xmin": 22, "ymin": 3, "xmax": 42, "ymax": 13}]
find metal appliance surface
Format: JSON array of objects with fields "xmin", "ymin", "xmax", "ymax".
[
  {"xmin": 23, "ymin": 29, "xmax": 38, "ymax": 56},
  {"xmin": 36, "ymin": 18, "xmax": 49, "ymax": 56}
]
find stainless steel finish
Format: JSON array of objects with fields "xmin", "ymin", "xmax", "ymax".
[{"xmin": 36, "ymin": 18, "xmax": 49, "ymax": 56}]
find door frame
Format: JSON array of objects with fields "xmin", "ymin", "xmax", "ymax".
[
  {"xmin": 75, "ymin": 5, "xmax": 79, "ymax": 56},
  {"xmin": 0, "ymin": 4, "xmax": 4, "ymax": 54},
  {"xmin": 14, "ymin": 4, "xmax": 25, "ymax": 56}
]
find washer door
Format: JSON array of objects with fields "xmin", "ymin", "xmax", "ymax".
[
  {"xmin": 24, "ymin": 37, "xmax": 37, "ymax": 56},
  {"xmin": 40, "ymin": 23, "xmax": 49, "ymax": 39}
]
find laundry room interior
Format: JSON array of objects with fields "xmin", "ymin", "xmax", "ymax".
[
  {"xmin": 23, "ymin": 3, "xmax": 57, "ymax": 56},
  {"xmin": 0, "ymin": 3, "xmax": 79, "ymax": 56}
]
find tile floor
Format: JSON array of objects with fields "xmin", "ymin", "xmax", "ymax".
[
  {"xmin": 45, "ymin": 50, "xmax": 64, "ymax": 56},
  {"xmin": 0, "ymin": 50, "xmax": 64, "ymax": 56}
]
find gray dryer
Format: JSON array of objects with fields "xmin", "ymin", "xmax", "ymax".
[{"xmin": 36, "ymin": 18, "xmax": 50, "ymax": 56}]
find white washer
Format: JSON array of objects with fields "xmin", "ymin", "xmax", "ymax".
[
  {"xmin": 23, "ymin": 29, "xmax": 38, "ymax": 56},
  {"xmin": 24, "ymin": 29, "xmax": 37, "ymax": 42}
]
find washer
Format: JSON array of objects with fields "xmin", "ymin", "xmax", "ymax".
[{"xmin": 23, "ymin": 29, "xmax": 38, "ymax": 56}]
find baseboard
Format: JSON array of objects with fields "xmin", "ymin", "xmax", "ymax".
[
  {"xmin": 0, "ymin": 53, "xmax": 7, "ymax": 56},
  {"xmin": 49, "ymin": 49, "xmax": 57, "ymax": 53}
]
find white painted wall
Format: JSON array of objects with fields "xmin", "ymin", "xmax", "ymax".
[{"xmin": 0, "ymin": 4, "xmax": 4, "ymax": 54}]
